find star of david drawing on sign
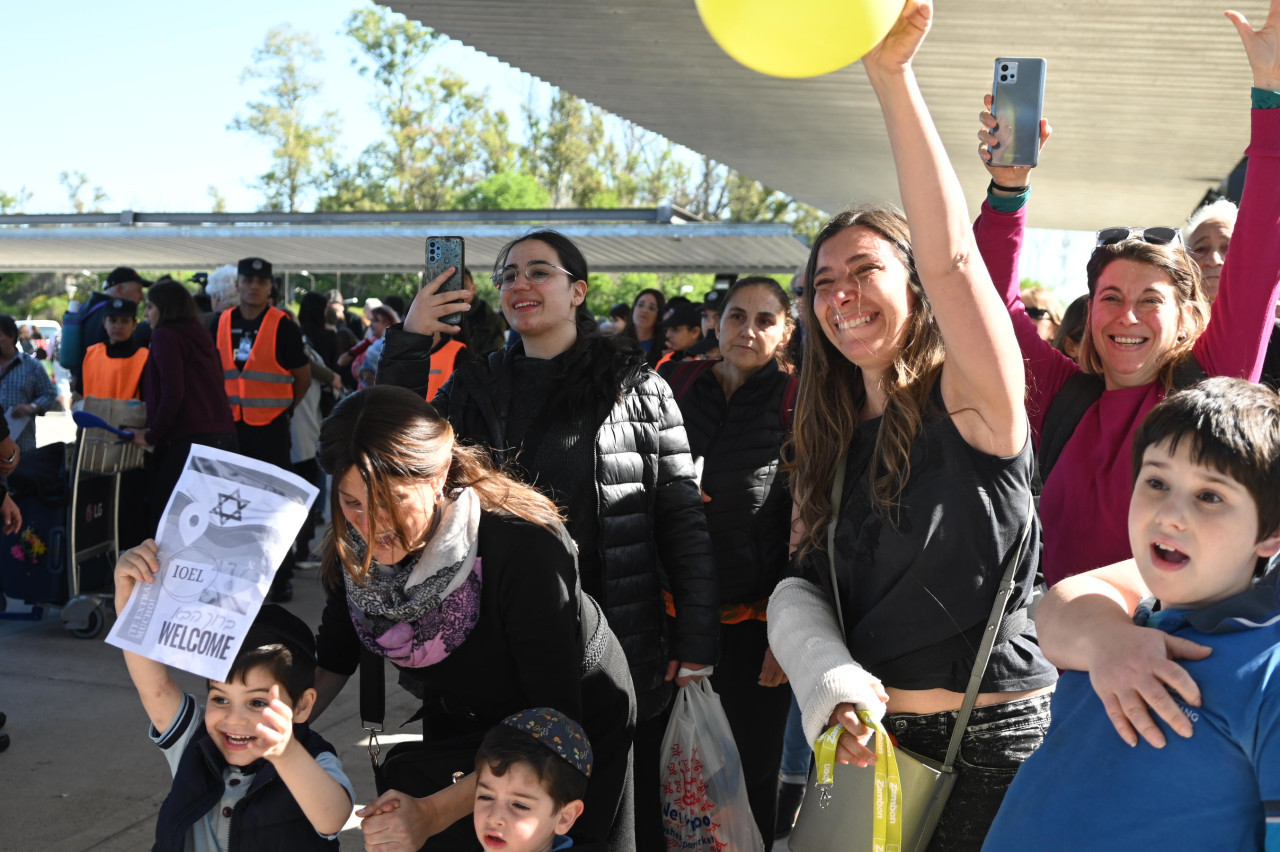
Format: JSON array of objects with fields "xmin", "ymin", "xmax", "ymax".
[{"xmin": 211, "ymin": 489, "xmax": 250, "ymax": 526}]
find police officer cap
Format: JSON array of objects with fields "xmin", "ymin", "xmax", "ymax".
[
  {"xmin": 237, "ymin": 257, "xmax": 273, "ymax": 279},
  {"xmin": 104, "ymin": 298, "xmax": 138, "ymax": 319}
]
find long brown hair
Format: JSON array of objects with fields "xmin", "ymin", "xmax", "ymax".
[
  {"xmin": 788, "ymin": 207, "xmax": 945, "ymax": 559},
  {"xmin": 1077, "ymin": 240, "xmax": 1209, "ymax": 390},
  {"xmin": 318, "ymin": 385, "xmax": 565, "ymax": 587}
]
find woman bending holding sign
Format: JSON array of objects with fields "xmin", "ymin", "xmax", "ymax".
[
  {"xmin": 766, "ymin": 3, "xmax": 1056, "ymax": 850},
  {"xmin": 309, "ymin": 387, "xmax": 635, "ymax": 851}
]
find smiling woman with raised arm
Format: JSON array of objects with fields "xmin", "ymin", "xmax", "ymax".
[
  {"xmin": 1026, "ymin": 2, "xmax": 1280, "ymax": 756},
  {"xmin": 974, "ymin": 2, "xmax": 1280, "ymax": 591},
  {"xmin": 765, "ymin": 3, "xmax": 1057, "ymax": 850}
]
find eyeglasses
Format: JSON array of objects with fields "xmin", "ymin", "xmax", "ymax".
[
  {"xmin": 1095, "ymin": 227, "xmax": 1182, "ymax": 248},
  {"xmin": 491, "ymin": 261, "xmax": 576, "ymax": 291}
]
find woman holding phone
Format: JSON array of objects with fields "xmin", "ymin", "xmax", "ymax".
[
  {"xmin": 973, "ymin": 4, "xmax": 1280, "ymax": 588},
  {"xmin": 766, "ymin": 3, "xmax": 1057, "ymax": 849},
  {"xmin": 377, "ymin": 231, "xmax": 719, "ymax": 848}
]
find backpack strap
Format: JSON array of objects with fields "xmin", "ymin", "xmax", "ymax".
[
  {"xmin": 1170, "ymin": 354, "xmax": 1207, "ymax": 389},
  {"xmin": 1037, "ymin": 371, "xmax": 1105, "ymax": 486},
  {"xmin": 1038, "ymin": 354, "xmax": 1207, "ymax": 486},
  {"xmin": 667, "ymin": 359, "xmax": 716, "ymax": 402}
]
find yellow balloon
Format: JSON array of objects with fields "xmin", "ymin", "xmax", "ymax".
[{"xmin": 696, "ymin": 0, "xmax": 902, "ymax": 78}]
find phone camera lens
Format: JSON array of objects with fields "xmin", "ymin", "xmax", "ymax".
[
  {"xmin": 1000, "ymin": 64, "xmax": 1009, "ymax": 72},
  {"xmin": 1000, "ymin": 74, "xmax": 1008, "ymax": 82}
]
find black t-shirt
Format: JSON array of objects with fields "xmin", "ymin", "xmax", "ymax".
[
  {"xmin": 796, "ymin": 390, "xmax": 1057, "ymax": 695},
  {"xmin": 210, "ymin": 308, "xmax": 309, "ymax": 372}
]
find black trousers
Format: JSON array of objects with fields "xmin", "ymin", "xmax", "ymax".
[
  {"xmin": 632, "ymin": 701, "xmax": 672, "ymax": 851},
  {"xmin": 288, "ymin": 457, "xmax": 322, "ymax": 560},
  {"xmin": 150, "ymin": 432, "xmax": 239, "ymax": 535},
  {"xmin": 708, "ymin": 620, "xmax": 793, "ymax": 851},
  {"xmin": 234, "ymin": 418, "xmax": 295, "ymax": 586}
]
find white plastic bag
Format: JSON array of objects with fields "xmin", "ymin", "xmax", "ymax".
[{"xmin": 659, "ymin": 679, "xmax": 765, "ymax": 852}]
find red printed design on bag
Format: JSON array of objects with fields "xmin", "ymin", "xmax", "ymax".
[{"xmin": 662, "ymin": 744, "xmax": 729, "ymax": 850}]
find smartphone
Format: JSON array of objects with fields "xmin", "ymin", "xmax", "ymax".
[
  {"xmin": 425, "ymin": 236, "xmax": 466, "ymax": 327},
  {"xmin": 989, "ymin": 58, "xmax": 1046, "ymax": 169}
]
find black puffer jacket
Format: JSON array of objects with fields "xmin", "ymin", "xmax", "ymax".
[
  {"xmin": 378, "ymin": 325, "xmax": 719, "ymax": 720},
  {"xmin": 668, "ymin": 359, "xmax": 794, "ymax": 605}
]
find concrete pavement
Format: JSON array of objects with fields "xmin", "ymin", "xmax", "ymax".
[{"xmin": 0, "ymin": 563, "xmax": 420, "ymax": 851}]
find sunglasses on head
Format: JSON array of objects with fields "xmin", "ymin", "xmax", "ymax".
[
  {"xmin": 1025, "ymin": 306, "xmax": 1052, "ymax": 321},
  {"xmin": 1095, "ymin": 226, "xmax": 1182, "ymax": 248}
]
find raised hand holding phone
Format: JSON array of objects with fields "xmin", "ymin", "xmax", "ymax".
[
  {"xmin": 978, "ymin": 91, "xmax": 1051, "ymax": 190},
  {"xmin": 426, "ymin": 237, "xmax": 467, "ymax": 327},
  {"xmin": 403, "ymin": 265, "xmax": 473, "ymax": 337}
]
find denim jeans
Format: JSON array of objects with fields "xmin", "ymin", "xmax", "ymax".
[
  {"xmin": 883, "ymin": 693, "xmax": 1052, "ymax": 852},
  {"xmin": 779, "ymin": 694, "xmax": 811, "ymax": 784}
]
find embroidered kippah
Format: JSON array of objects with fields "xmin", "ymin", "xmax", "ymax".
[{"xmin": 501, "ymin": 707, "xmax": 593, "ymax": 778}]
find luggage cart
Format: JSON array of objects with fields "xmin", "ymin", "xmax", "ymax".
[{"xmin": 57, "ymin": 426, "xmax": 147, "ymax": 638}]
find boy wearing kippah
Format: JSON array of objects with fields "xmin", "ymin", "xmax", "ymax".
[
  {"xmin": 474, "ymin": 708, "xmax": 593, "ymax": 852},
  {"xmin": 115, "ymin": 540, "xmax": 354, "ymax": 851}
]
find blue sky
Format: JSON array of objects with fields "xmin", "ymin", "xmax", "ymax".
[{"xmin": 3, "ymin": 0, "xmax": 529, "ymax": 214}]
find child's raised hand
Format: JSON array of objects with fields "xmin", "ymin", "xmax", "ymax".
[
  {"xmin": 114, "ymin": 539, "xmax": 161, "ymax": 616},
  {"xmin": 252, "ymin": 684, "xmax": 297, "ymax": 763}
]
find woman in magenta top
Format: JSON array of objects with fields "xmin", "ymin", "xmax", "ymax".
[{"xmin": 973, "ymin": 91, "xmax": 1280, "ymax": 586}]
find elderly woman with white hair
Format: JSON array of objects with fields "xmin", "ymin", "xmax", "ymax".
[
  {"xmin": 205, "ymin": 264, "xmax": 239, "ymax": 314},
  {"xmin": 1182, "ymin": 196, "xmax": 1280, "ymax": 387}
]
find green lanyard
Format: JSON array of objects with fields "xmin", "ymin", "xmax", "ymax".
[{"xmin": 813, "ymin": 711, "xmax": 903, "ymax": 851}]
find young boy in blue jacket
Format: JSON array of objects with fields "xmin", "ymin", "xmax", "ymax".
[
  {"xmin": 984, "ymin": 377, "xmax": 1280, "ymax": 851},
  {"xmin": 115, "ymin": 540, "xmax": 353, "ymax": 851}
]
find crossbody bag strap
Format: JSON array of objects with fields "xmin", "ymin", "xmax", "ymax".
[
  {"xmin": 826, "ymin": 454, "xmax": 848, "ymax": 636},
  {"xmin": 360, "ymin": 647, "xmax": 386, "ymax": 773},
  {"xmin": 940, "ymin": 487, "xmax": 1036, "ymax": 772},
  {"xmin": 827, "ymin": 443, "xmax": 1035, "ymax": 773}
]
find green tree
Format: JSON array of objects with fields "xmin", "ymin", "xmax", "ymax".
[
  {"xmin": 207, "ymin": 186, "xmax": 230, "ymax": 213},
  {"xmin": 324, "ymin": 5, "xmax": 512, "ymax": 211},
  {"xmin": 582, "ymin": 272, "xmax": 716, "ymax": 319},
  {"xmin": 457, "ymin": 171, "xmax": 550, "ymax": 209},
  {"xmin": 230, "ymin": 25, "xmax": 338, "ymax": 212},
  {"xmin": 524, "ymin": 91, "xmax": 612, "ymax": 207},
  {"xmin": 58, "ymin": 171, "xmax": 108, "ymax": 213},
  {"xmin": 0, "ymin": 187, "xmax": 31, "ymax": 214}
]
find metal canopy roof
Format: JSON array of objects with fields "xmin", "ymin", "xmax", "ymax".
[
  {"xmin": 0, "ymin": 208, "xmax": 810, "ymax": 275},
  {"xmin": 383, "ymin": 0, "xmax": 1253, "ymax": 231}
]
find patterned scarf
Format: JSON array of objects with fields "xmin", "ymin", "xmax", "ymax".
[{"xmin": 344, "ymin": 487, "xmax": 482, "ymax": 667}]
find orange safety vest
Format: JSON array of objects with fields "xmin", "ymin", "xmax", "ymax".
[
  {"xmin": 426, "ymin": 339, "xmax": 466, "ymax": 401},
  {"xmin": 217, "ymin": 307, "xmax": 295, "ymax": 426},
  {"xmin": 82, "ymin": 343, "xmax": 148, "ymax": 400}
]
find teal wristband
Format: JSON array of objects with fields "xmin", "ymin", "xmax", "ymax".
[
  {"xmin": 988, "ymin": 185, "xmax": 1031, "ymax": 214},
  {"xmin": 1252, "ymin": 87, "xmax": 1280, "ymax": 110}
]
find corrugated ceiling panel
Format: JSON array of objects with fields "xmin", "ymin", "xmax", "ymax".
[{"xmin": 385, "ymin": 0, "xmax": 1253, "ymax": 230}]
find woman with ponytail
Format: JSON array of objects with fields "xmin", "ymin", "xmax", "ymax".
[{"xmin": 310, "ymin": 385, "xmax": 635, "ymax": 851}]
